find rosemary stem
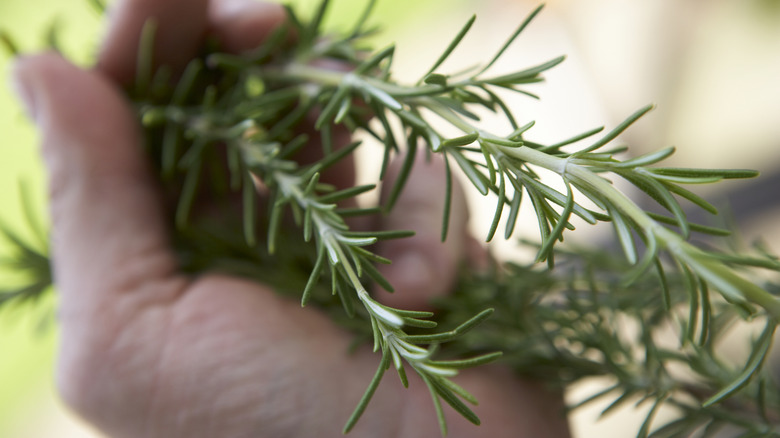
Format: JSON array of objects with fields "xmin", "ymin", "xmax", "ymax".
[
  {"xmin": 278, "ymin": 63, "xmax": 346, "ymax": 87},
  {"xmin": 501, "ymin": 146, "xmax": 780, "ymax": 319},
  {"xmin": 273, "ymin": 168, "xmax": 406, "ymax": 328}
]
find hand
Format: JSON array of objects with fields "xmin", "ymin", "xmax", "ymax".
[{"xmin": 11, "ymin": 0, "xmax": 570, "ymax": 437}]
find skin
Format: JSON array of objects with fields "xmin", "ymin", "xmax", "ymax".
[{"xmin": 10, "ymin": 0, "xmax": 572, "ymax": 437}]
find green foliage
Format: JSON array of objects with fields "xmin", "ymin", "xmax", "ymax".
[
  {"xmin": 439, "ymin": 245, "xmax": 780, "ymax": 436},
  {"xmin": 0, "ymin": 185, "xmax": 50, "ymax": 310},
  {"xmin": 3, "ymin": 1, "xmax": 780, "ymax": 436}
]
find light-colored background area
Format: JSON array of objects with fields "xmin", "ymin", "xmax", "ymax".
[{"xmin": 1, "ymin": 0, "xmax": 780, "ymax": 436}]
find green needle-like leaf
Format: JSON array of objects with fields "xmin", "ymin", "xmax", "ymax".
[
  {"xmin": 479, "ymin": 3, "xmax": 545, "ymax": 75},
  {"xmin": 486, "ymin": 173, "xmax": 506, "ymax": 242},
  {"xmin": 428, "ymin": 375, "xmax": 481, "ymax": 425},
  {"xmin": 343, "ymin": 348, "xmax": 390, "ymax": 434},
  {"xmin": 421, "ymin": 374, "xmax": 448, "ymax": 436},
  {"xmin": 576, "ymin": 104, "xmax": 654, "ymax": 155},
  {"xmin": 301, "ymin": 248, "xmax": 326, "ymax": 307},
  {"xmin": 355, "ymin": 45, "xmax": 395, "ymax": 75},
  {"xmin": 175, "ymin": 161, "xmax": 201, "ymax": 228},
  {"xmin": 450, "ymin": 150, "xmax": 488, "ymax": 195},
  {"xmin": 135, "ymin": 19, "xmax": 157, "ymax": 96},
  {"xmin": 428, "ymin": 352, "xmax": 503, "ymax": 369},
  {"xmin": 536, "ymin": 182, "xmax": 575, "ymax": 265},
  {"xmin": 703, "ymin": 321, "xmax": 776, "ymax": 407},
  {"xmin": 0, "ymin": 30, "xmax": 20, "ymax": 56},
  {"xmin": 441, "ymin": 151, "xmax": 454, "ymax": 242},
  {"xmin": 483, "ymin": 55, "xmax": 565, "ymax": 86},
  {"xmin": 242, "ymin": 172, "xmax": 257, "ymax": 246},
  {"xmin": 422, "ymin": 14, "xmax": 476, "ymax": 80}
]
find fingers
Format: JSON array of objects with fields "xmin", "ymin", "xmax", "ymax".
[
  {"xmin": 209, "ymin": 0, "xmax": 287, "ymax": 54},
  {"xmin": 375, "ymin": 151, "xmax": 474, "ymax": 310},
  {"xmin": 208, "ymin": 0, "xmax": 355, "ymax": 190},
  {"xmin": 97, "ymin": 0, "xmax": 288, "ymax": 84},
  {"xmin": 97, "ymin": 0, "xmax": 210, "ymax": 85},
  {"xmin": 11, "ymin": 54, "xmax": 184, "ymax": 316}
]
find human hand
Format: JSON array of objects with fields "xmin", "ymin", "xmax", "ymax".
[{"xmin": 11, "ymin": 0, "xmax": 570, "ymax": 437}]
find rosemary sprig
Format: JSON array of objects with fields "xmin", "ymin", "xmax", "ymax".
[
  {"xmin": 437, "ymin": 245, "xmax": 780, "ymax": 437},
  {"xmin": 146, "ymin": 98, "xmax": 502, "ymax": 434},
  {"xmin": 0, "ymin": 184, "xmax": 51, "ymax": 309},
  {"xmin": 269, "ymin": 36, "xmax": 777, "ymax": 321},
  {"xmin": 3, "ymin": 1, "xmax": 780, "ymax": 436},
  {"xmin": 123, "ymin": 1, "xmax": 780, "ymax": 428}
]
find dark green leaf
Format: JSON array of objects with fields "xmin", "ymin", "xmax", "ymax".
[
  {"xmin": 358, "ymin": 256, "xmax": 394, "ymax": 293},
  {"xmin": 355, "ymin": 45, "xmax": 395, "ymax": 75},
  {"xmin": 317, "ymin": 184, "xmax": 376, "ymax": 204},
  {"xmin": 343, "ymin": 230, "xmax": 415, "ymax": 240},
  {"xmin": 536, "ymin": 183, "xmax": 574, "ymax": 265},
  {"xmin": 644, "ymin": 212, "xmax": 729, "ymax": 236},
  {"xmin": 301, "ymin": 248, "xmax": 326, "ymax": 307},
  {"xmin": 350, "ymin": 0, "xmax": 377, "ymax": 37},
  {"xmin": 334, "ymin": 268, "xmax": 356, "ymax": 318},
  {"xmin": 307, "ymin": 0, "xmax": 331, "ymax": 42},
  {"xmin": 479, "ymin": 4, "xmax": 545, "ymax": 74},
  {"xmin": 637, "ymin": 395, "xmax": 666, "ymax": 438},
  {"xmin": 483, "ymin": 55, "xmax": 565, "ymax": 86},
  {"xmin": 428, "ymin": 351, "xmax": 503, "ymax": 369},
  {"xmin": 576, "ymin": 104, "xmax": 654, "ymax": 155},
  {"xmin": 172, "ymin": 59, "xmax": 203, "ymax": 105},
  {"xmin": 303, "ymin": 140, "xmax": 362, "ymax": 180},
  {"xmin": 450, "ymin": 150, "xmax": 489, "ymax": 195},
  {"xmin": 703, "ymin": 322, "xmax": 775, "ymax": 407},
  {"xmin": 0, "ymin": 31, "xmax": 20, "ymax": 56},
  {"xmin": 610, "ymin": 205, "xmax": 638, "ymax": 264},
  {"xmin": 267, "ymin": 195, "xmax": 287, "ymax": 254},
  {"xmin": 486, "ymin": 173, "xmax": 506, "ymax": 242},
  {"xmin": 242, "ymin": 172, "xmax": 257, "ymax": 246},
  {"xmin": 336, "ymin": 206, "xmax": 383, "ymax": 217},
  {"xmin": 537, "ymin": 126, "xmax": 604, "ymax": 153},
  {"xmin": 611, "ymin": 147, "xmax": 675, "ymax": 169},
  {"xmin": 315, "ymin": 85, "xmax": 350, "ymax": 129},
  {"xmin": 504, "ymin": 182, "xmax": 523, "ymax": 239},
  {"xmin": 343, "ymin": 348, "xmax": 390, "ymax": 434},
  {"xmin": 135, "ymin": 19, "xmax": 157, "ymax": 95},
  {"xmin": 361, "ymin": 82, "xmax": 402, "ymax": 110},
  {"xmin": 423, "ymin": 14, "xmax": 476, "ymax": 79},
  {"xmin": 401, "ymin": 316, "xmax": 438, "ymax": 329},
  {"xmin": 427, "ymin": 375, "xmax": 481, "ymax": 425},
  {"xmin": 421, "ymin": 374, "xmax": 448, "ymax": 436},
  {"xmin": 662, "ymin": 183, "xmax": 718, "ymax": 215},
  {"xmin": 175, "ymin": 160, "xmax": 201, "ymax": 229},
  {"xmin": 441, "ymin": 132, "xmax": 479, "ymax": 148},
  {"xmin": 651, "ymin": 167, "xmax": 759, "ymax": 180},
  {"xmin": 442, "ymin": 152, "xmax": 453, "ymax": 241},
  {"xmin": 350, "ymin": 246, "xmax": 391, "ymax": 265},
  {"xmin": 405, "ymin": 309, "xmax": 493, "ymax": 343},
  {"xmin": 424, "ymin": 73, "xmax": 448, "ymax": 86}
]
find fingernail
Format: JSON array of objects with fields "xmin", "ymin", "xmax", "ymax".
[
  {"xmin": 214, "ymin": 0, "xmax": 255, "ymax": 17},
  {"xmin": 9, "ymin": 58, "xmax": 39, "ymax": 121}
]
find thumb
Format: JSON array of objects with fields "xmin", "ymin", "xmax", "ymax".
[
  {"xmin": 11, "ymin": 53, "xmax": 183, "ymax": 318},
  {"xmin": 375, "ymin": 151, "xmax": 471, "ymax": 310}
]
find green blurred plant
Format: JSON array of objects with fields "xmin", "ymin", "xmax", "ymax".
[{"xmin": 3, "ymin": 1, "xmax": 780, "ymax": 436}]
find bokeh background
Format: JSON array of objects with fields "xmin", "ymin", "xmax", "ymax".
[{"xmin": 1, "ymin": 0, "xmax": 780, "ymax": 436}]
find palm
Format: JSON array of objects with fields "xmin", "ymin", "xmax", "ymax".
[{"xmin": 83, "ymin": 274, "xmax": 393, "ymax": 438}]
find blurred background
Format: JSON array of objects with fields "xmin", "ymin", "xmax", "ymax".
[{"xmin": 1, "ymin": 0, "xmax": 779, "ymax": 436}]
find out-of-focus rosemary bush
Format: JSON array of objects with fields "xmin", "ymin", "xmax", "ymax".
[{"xmin": 3, "ymin": 1, "xmax": 780, "ymax": 436}]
